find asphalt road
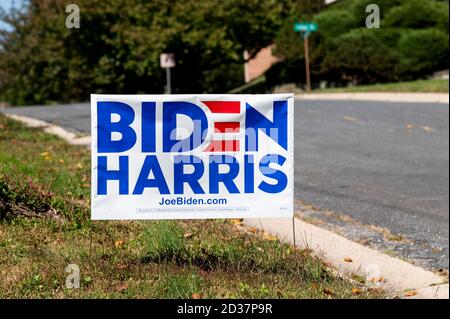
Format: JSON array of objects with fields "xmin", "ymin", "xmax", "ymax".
[{"xmin": 2, "ymin": 100, "xmax": 449, "ymax": 270}]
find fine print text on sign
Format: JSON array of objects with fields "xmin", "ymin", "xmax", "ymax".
[{"xmin": 91, "ymin": 94, "xmax": 294, "ymax": 220}]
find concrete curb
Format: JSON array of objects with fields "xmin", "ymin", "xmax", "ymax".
[
  {"xmin": 4, "ymin": 113, "xmax": 448, "ymax": 299},
  {"xmin": 244, "ymin": 218, "xmax": 448, "ymax": 299},
  {"xmin": 298, "ymin": 93, "xmax": 449, "ymax": 104},
  {"xmin": 4, "ymin": 114, "xmax": 91, "ymax": 147}
]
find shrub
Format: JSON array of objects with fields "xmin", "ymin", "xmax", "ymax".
[
  {"xmin": 351, "ymin": 0, "xmax": 406, "ymax": 25},
  {"xmin": 320, "ymin": 29, "xmax": 400, "ymax": 84},
  {"xmin": 384, "ymin": 0, "xmax": 449, "ymax": 32},
  {"xmin": 397, "ymin": 29, "xmax": 449, "ymax": 78},
  {"xmin": 314, "ymin": 9, "xmax": 357, "ymax": 38}
]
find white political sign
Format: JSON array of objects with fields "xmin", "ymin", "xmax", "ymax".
[{"xmin": 91, "ymin": 94, "xmax": 294, "ymax": 220}]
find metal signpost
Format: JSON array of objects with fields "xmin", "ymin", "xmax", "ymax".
[
  {"xmin": 293, "ymin": 22, "xmax": 318, "ymax": 92},
  {"xmin": 160, "ymin": 53, "xmax": 175, "ymax": 94}
]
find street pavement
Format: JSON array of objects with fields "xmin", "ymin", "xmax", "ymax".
[{"xmin": 2, "ymin": 99, "xmax": 449, "ymax": 270}]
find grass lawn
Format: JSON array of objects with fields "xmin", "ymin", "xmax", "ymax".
[
  {"xmin": 0, "ymin": 114, "xmax": 383, "ymax": 299},
  {"xmin": 316, "ymin": 79, "xmax": 449, "ymax": 93}
]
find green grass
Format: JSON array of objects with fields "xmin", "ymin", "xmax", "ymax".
[
  {"xmin": 0, "ymin": 114, "xmax": 384, "ymax": 298},
  {"xmin": 316, "ymin": 79, "xmax": 449, "ymax": 93}
]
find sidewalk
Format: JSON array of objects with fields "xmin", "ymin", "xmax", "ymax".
[
  {"xmin": 244, "ymin": 218, "xmax": 448, "ymax": 299},
  {"xmin": 298, "ymin": 92, "xmax": 449, "ymax": 104}
]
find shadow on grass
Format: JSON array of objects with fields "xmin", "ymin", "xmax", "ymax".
[{"xmin": 139, "ymin": 220, "xmax": 332, "ymax": 284}]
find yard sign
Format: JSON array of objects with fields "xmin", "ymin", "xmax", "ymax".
[{"xmin": 91, "ymin": 94, "xmax": 294, "ymax": 220}]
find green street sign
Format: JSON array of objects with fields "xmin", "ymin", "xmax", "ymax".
[{"xmin": 294, "ymin": 22, "xmax": 318, "ymax": 32}]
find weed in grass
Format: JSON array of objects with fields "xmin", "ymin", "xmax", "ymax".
[
  {"xmin": 142, "ymin": 221, "xmax": 187, "ymax": 263},
  {"xmin": 158, "ymin": 272, "xmax": 203, "ymax": 298}
]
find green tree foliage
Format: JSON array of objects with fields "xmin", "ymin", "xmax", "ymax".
[
  {"xmin": 0, "ymin": 0, "xmax": 289, "ymax": 105},
  {"xmin": 321, "ymin": 29, "xmax": 400, "ymax": 84},
  {"xmin": 273, "ymin": 0, "xmax": 449, "ymax": 87},
  {"xmin": 397, "ymin": 29, "xmax": 449, "ymax": 79},
  {"xmin": 314, "ymin": 9, "xmax": 356, "ymax": 38},
  {"xmin": 384, "ymin": 0, "xmax": 449, "ymax": 32}
]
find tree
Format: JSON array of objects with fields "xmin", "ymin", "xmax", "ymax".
[
  {"xmin": 273, "ymin": 0, "xmax": 449, "ymax": 88},
  {"xmin": 320, "ymin": 29, "xmax": 400, "ymax": 84},
  {"xmin": 0, "ymin": 0, "xmax": 290, "ymax": 105},
  {"xmin": 397, "ymin": 29, "xmax": 449, "ymax": 79},
  {"xmin": 384, "ymin": 0, "xmax": 449, "ymax": 32}
]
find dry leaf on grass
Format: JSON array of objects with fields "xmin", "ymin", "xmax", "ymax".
[
  {"xmin": 114, "ymin": 240, "xmax": 125, "ymax": 249},
  {"xmin": 368, "ymin": 277, "xmax": 385, "ymax": 283},
  {"xmin": 183, "ymin": 232, "xmax": 193, "ymax": 239},
  {"xmin": 115, "ymin": 283, "xmax": 128, "ymax": 292},
  {"xmin": 191, "ymin": 293, "xmax": 202, "ymax": 299},
  {"xmin": 263, "ymin": 233, "xmax": 278, "ymax": 241},
  {"xmin": 404, "ymin": 290, "xmax": 418, "ymax": 297},
  {"xmin": 230, "ymin": 219, "xmax": 243, "ymax": 225},
  {"xmin": 351, "ymin": 287, "xmax": 362, "ymax": 295},
  {"xmin": 323, "ymin": 288, "xmax": 334, "ymax": 296}
]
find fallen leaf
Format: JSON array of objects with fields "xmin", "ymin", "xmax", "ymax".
[
  {"xmin": 323, "ymin": 288, "xmax": 334, "ymax": 296},
  {"xmin": 368, "ymin": 276, "xmax": 385, "ymax": 283},
  {"xmin": 344, "ymin": 257, "xmax": 353, "ymax": 262},
  {"xmin": 404, "ymin": 290, "xmax": 418, "ymax": 297},
  {"xmin": 114, "ymin": 240, "xmax": 125, "ymax": 249},
  {"xmin": 40, "ymin": 152, "xmax": 49, "ymax": 157},
  {"xmin": 191, "ymin": 293, "xmax": 202, "ymax": 299},
  {"xmin": 343, "ymin": 116, "xmax": 358, "ymax": 122},
  {"xmin": 115, "ymin": 283, "xmax": 128, "ymax": 292},
  {"xmin": 352, "ymin": 287, "xmax": 362, "ymax": 295},
  {"xmin": 263, "ymin": 233, "xmax": 278, "ymax": 241},
  {"xmin": 58, "ymin": 159, "xmax": 65, "ymax": 164},
  {"xmin": 230, "ymin": 219, "xmax": 243, "ymax": 225}
]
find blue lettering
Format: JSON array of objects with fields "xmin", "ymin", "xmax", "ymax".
[
  {"xmin": 133, "ymin": 155, "xmax": 169, "ymax": 194},
  {"xmin": 97, "ymin": 156, "xmax": 129, "ymax": 195},
  {"xmin": 258, "ymin": 154, "xmax": 287, "ymax": 193},
  {"xmin": 209, "ymin": 155, "xmax": 240, "ymax": 194},
  {"xmin": 163, "ymin": 102, "xmax": 208, "ymax": 153},
  {"xmin": 245, "ymin": 101, "xmax": 288, "ymax": 152},
  {"xmin": 174, "ymin": 155, "xmax": 205, "ymax": 194},
  {"xmin": 97, "ymin": 102, "xmax": 136, "ymax": 153},
  {"xmin": 141, "ymin": 102, "xmax": 156, "ymax": 152}
]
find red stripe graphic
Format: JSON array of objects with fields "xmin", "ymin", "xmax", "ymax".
[
  {"xmin": 203, "ymin": 101, "xmax": 240, "ymax": 113},
  {"xmin": 204, "ymin": 140, "xmax": 240, "ymax": 152},
  {"xmin": 214, "ymin": 122, "xmax": 240, "ymax": 133}
]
